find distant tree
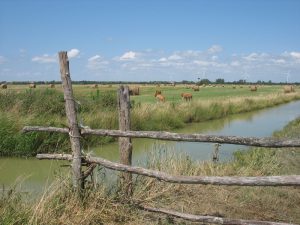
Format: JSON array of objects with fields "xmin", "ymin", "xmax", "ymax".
[
  {"xmin": 182, "ymin": 80, "xmax": 191, "ymax": 84},
  {"xmin": 215, "ymin": 78, "xmax": 225, "ymax": 84},
  {"xmin": 237, "ymin": 79, "xmax": 246, "ymax": 84},
  {"xmin": 197, "ymin": 79, "xmax": 211, "ymax": 85}
]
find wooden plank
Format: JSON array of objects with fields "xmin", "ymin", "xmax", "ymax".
[
  {"xmin": 58, "ymin": 51, "xmax": 83, "ymax": 192},
  {"xmin": 140, "ymin": 205, "xmax": 295, "ymax": 225},
  {"xmin": 36, "ymin": 154, "xmax": 300, "ymax": 186},
  {"xmin": 23, "ymin": 126, "xmax": 300, "ymax": 148},
  {"xmin": 118, "ymin": 85, "xmax": 133, "ymax": 197}
]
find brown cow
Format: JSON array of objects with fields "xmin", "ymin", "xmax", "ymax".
[
  {"xmin": 181, "ymin": 93, "xmax": 192, "ymax": 101},
  {"xmin": 156, "ymin": 94, "xmax": 165, "ymax": 102},
  {"xmin": 154, "ymin": 90, "xmax": 162, "ymax": 96},
  {"xmin": 154, "ymin": 90, "xmax": 165, "ymax": 102}
]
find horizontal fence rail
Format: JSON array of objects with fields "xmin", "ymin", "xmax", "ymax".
[
  {"xmin": 140, "ymin": 205, "xmax": 295, "ymax": 225},
  {"xmin": 36, "ymin": 153, "xmax": 300, "ymax": 186},
  {"xmin": 23, "ymin": 126, "xmax": 300, "ymax": 148}
]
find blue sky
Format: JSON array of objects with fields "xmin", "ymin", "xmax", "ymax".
[{"xmin": 0, "ymin": 0, "xmax": 300, "ymax": 82}]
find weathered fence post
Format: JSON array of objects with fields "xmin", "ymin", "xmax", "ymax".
[
  {"xmin": 58, "ymin": 51, "xmax": 83, "ymax": 193},
  {"xmin": 118, "ymin": 85, "xmax": 133, "ymax": 197},
  {"xmin": 212, "ymin": 143, "xmax": 220, "ymax": 163}
]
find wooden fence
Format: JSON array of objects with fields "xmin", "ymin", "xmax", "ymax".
[{"xmin": 22, "ymin": 51, "xmax": 300, "ymax": 225}]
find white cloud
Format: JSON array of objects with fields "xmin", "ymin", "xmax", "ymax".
[
  {"xmin": 211, "ymin": 55, "xmax": 218, "ymax": 61},
  {"xmin": 231, "ymin": 61, "xmax": 240, "ymax": 66},
  {"xmin": 168, "ymin": 54, "xmax": 182, "ymax": 60},
  {"xmin": 87, "ymin": 54, "xmax": 109, "ymax": 70},
  {"xmin": 19, "ymin": 49, "xmax": 27, "ymax": 57},
  {"xmin": 243, "ymin": 53, "xmax": 258, "ymax": 61},
  {"xmin": 243, "ymin": 52, "xmax": 269, "ymax": 61},
  {"xmin": 67, "ymin": 49, "xmax": 80, "ymax": 58},
  {"xmin": 193, "ymin": 60, "xmax": 211, "ymax": 66},
  {"xmin": 158, "ymin": 57, "xmax": 167, "ymax": 62},
  {"xmin": 120, "ymin": 51, "xmax": 137, "ymax": 60},
  {"xmin": 0, "ymin": 56, "xmax": 7, "ymax": 64},
  {"xmin": 207, "ymin": 45, "xmax": 223, "ymax": 54},
  {"xmin": 290, "ymin": 51, "xmax": 300, "ymax": 59},
  {"xmin": 272, "ymin": 59, "xmax": 285, "ymax": 64},
  {"xmin": 32, "ymin": 54, "xmax": 56, "ymax": 63},
  {"xmin": 88, "ymin": 55, "xmax": 102, "ymax": 62}
]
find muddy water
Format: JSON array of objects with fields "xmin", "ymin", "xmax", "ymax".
[{"xmin": 1, "ymin": 100, "xmax": 300, "ymax": 193}]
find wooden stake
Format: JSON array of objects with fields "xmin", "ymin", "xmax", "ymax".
[
  {"xmin": 118, "ymin": 85, "xmax": 133, "ymax": 197},
  {"xmin": 58, "ymin": 51, "xmax": 83, "ymax": 193},
  {"xmin": 212, "ymin": 143, "xmax": 221, "ymax": 163}
]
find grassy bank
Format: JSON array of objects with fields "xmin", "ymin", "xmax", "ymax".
[
  {"xmin": 1, "ymin": 86, "xmax": 300, "ymax": 156},
  {"xmin": 1, "ymin": 117, "xmax": 300, "ymax": 224}
]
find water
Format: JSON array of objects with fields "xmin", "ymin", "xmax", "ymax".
[
  {"xmin": 1, "ymin": 101, "xmax": 300, "ymax": 193},
  {"xmin": 94, "ymin": 100, "xmax": 300, "ymax": 163}
]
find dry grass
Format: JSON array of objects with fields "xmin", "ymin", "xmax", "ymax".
[{"xmin": 2, "ymin": 142, "xmax": 299, "ymax": 224}]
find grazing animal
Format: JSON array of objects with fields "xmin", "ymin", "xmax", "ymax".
[
  {"xmin": 181, "ymin": 93, "xmax": 192, "ymax": 101},
  {"xmin": 1, "ymin": 84, "xmax": 7, "ymax": 89},
  {"xmin": 154, "ymin": 90, "xmax": 162, "ymax": 96},
  {"xmin": 283, "ymin": 85, "xmax": 295, "ymax": 93},
  {"xmin": 129, "ymin": 87, "xmax": 140, "ymax": 95},
  {"xmin": 155, "ymin": 94, "xmax": 165, "ymax": 102},
  {"xmin": 250, "ymin": 85, "xmax": 257, "ymax": 91},
  {"xmin": 154, "ymin": 90, "xmax": 165, "ymax": 102},
  {"xmin": 29, "ymin": 83, "xmax": 36, "ymax": 88}
]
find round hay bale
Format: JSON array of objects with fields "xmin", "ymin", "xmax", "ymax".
[
  {"xmin": 92, "ymin": 84, "xmax": 98, "ymax": 88},
  {"xmin": 250, "ymin": 85, "xmax": 257, "ymax": 91},
  {"xmin": 29, "ymin": 83, "xmax": 36, "ymax": 88},
  {"xmin": 49, "ymin": 84, "xmax": 55, "ymax": 88},
  {"xmin": 129, "ymin": 86, "xmax": 140, "ymax": 96},
  {"xmin": 192, "ymin": 86, "xmax": 199, "ymax": 91},
  {"xmin": 283, "ymin": 85, "xmax": 295, "ymax": 93},
  {"xmin": 1, "ymin": 84, "xmax": 7, "ymax": 89}
]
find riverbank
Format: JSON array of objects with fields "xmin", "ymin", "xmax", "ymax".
[
  {"xmin": 1, "ymin": 87, "xmax": 300, "ymax": 156},
  {"xmin": 1, "ymin": 117, "xmax": 299, "ymax": 224}
]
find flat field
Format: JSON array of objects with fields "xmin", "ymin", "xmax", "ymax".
[{"xmin": 2, "ymin": 83, "xmax": 293, "ymax": 103}]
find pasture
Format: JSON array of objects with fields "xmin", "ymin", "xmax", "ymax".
[{"xmin": 2, "ymin": 83, "xmax": 293, "ymax": 104}]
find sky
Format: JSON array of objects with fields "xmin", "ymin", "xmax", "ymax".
[{"xmin": 0, "ymin": 0, "xmax": 300, "ymax": 83}]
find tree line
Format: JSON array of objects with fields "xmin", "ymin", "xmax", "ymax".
[{"xmin": 1, "ymin": 79, "xmax": 299, "ymax": 85}]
